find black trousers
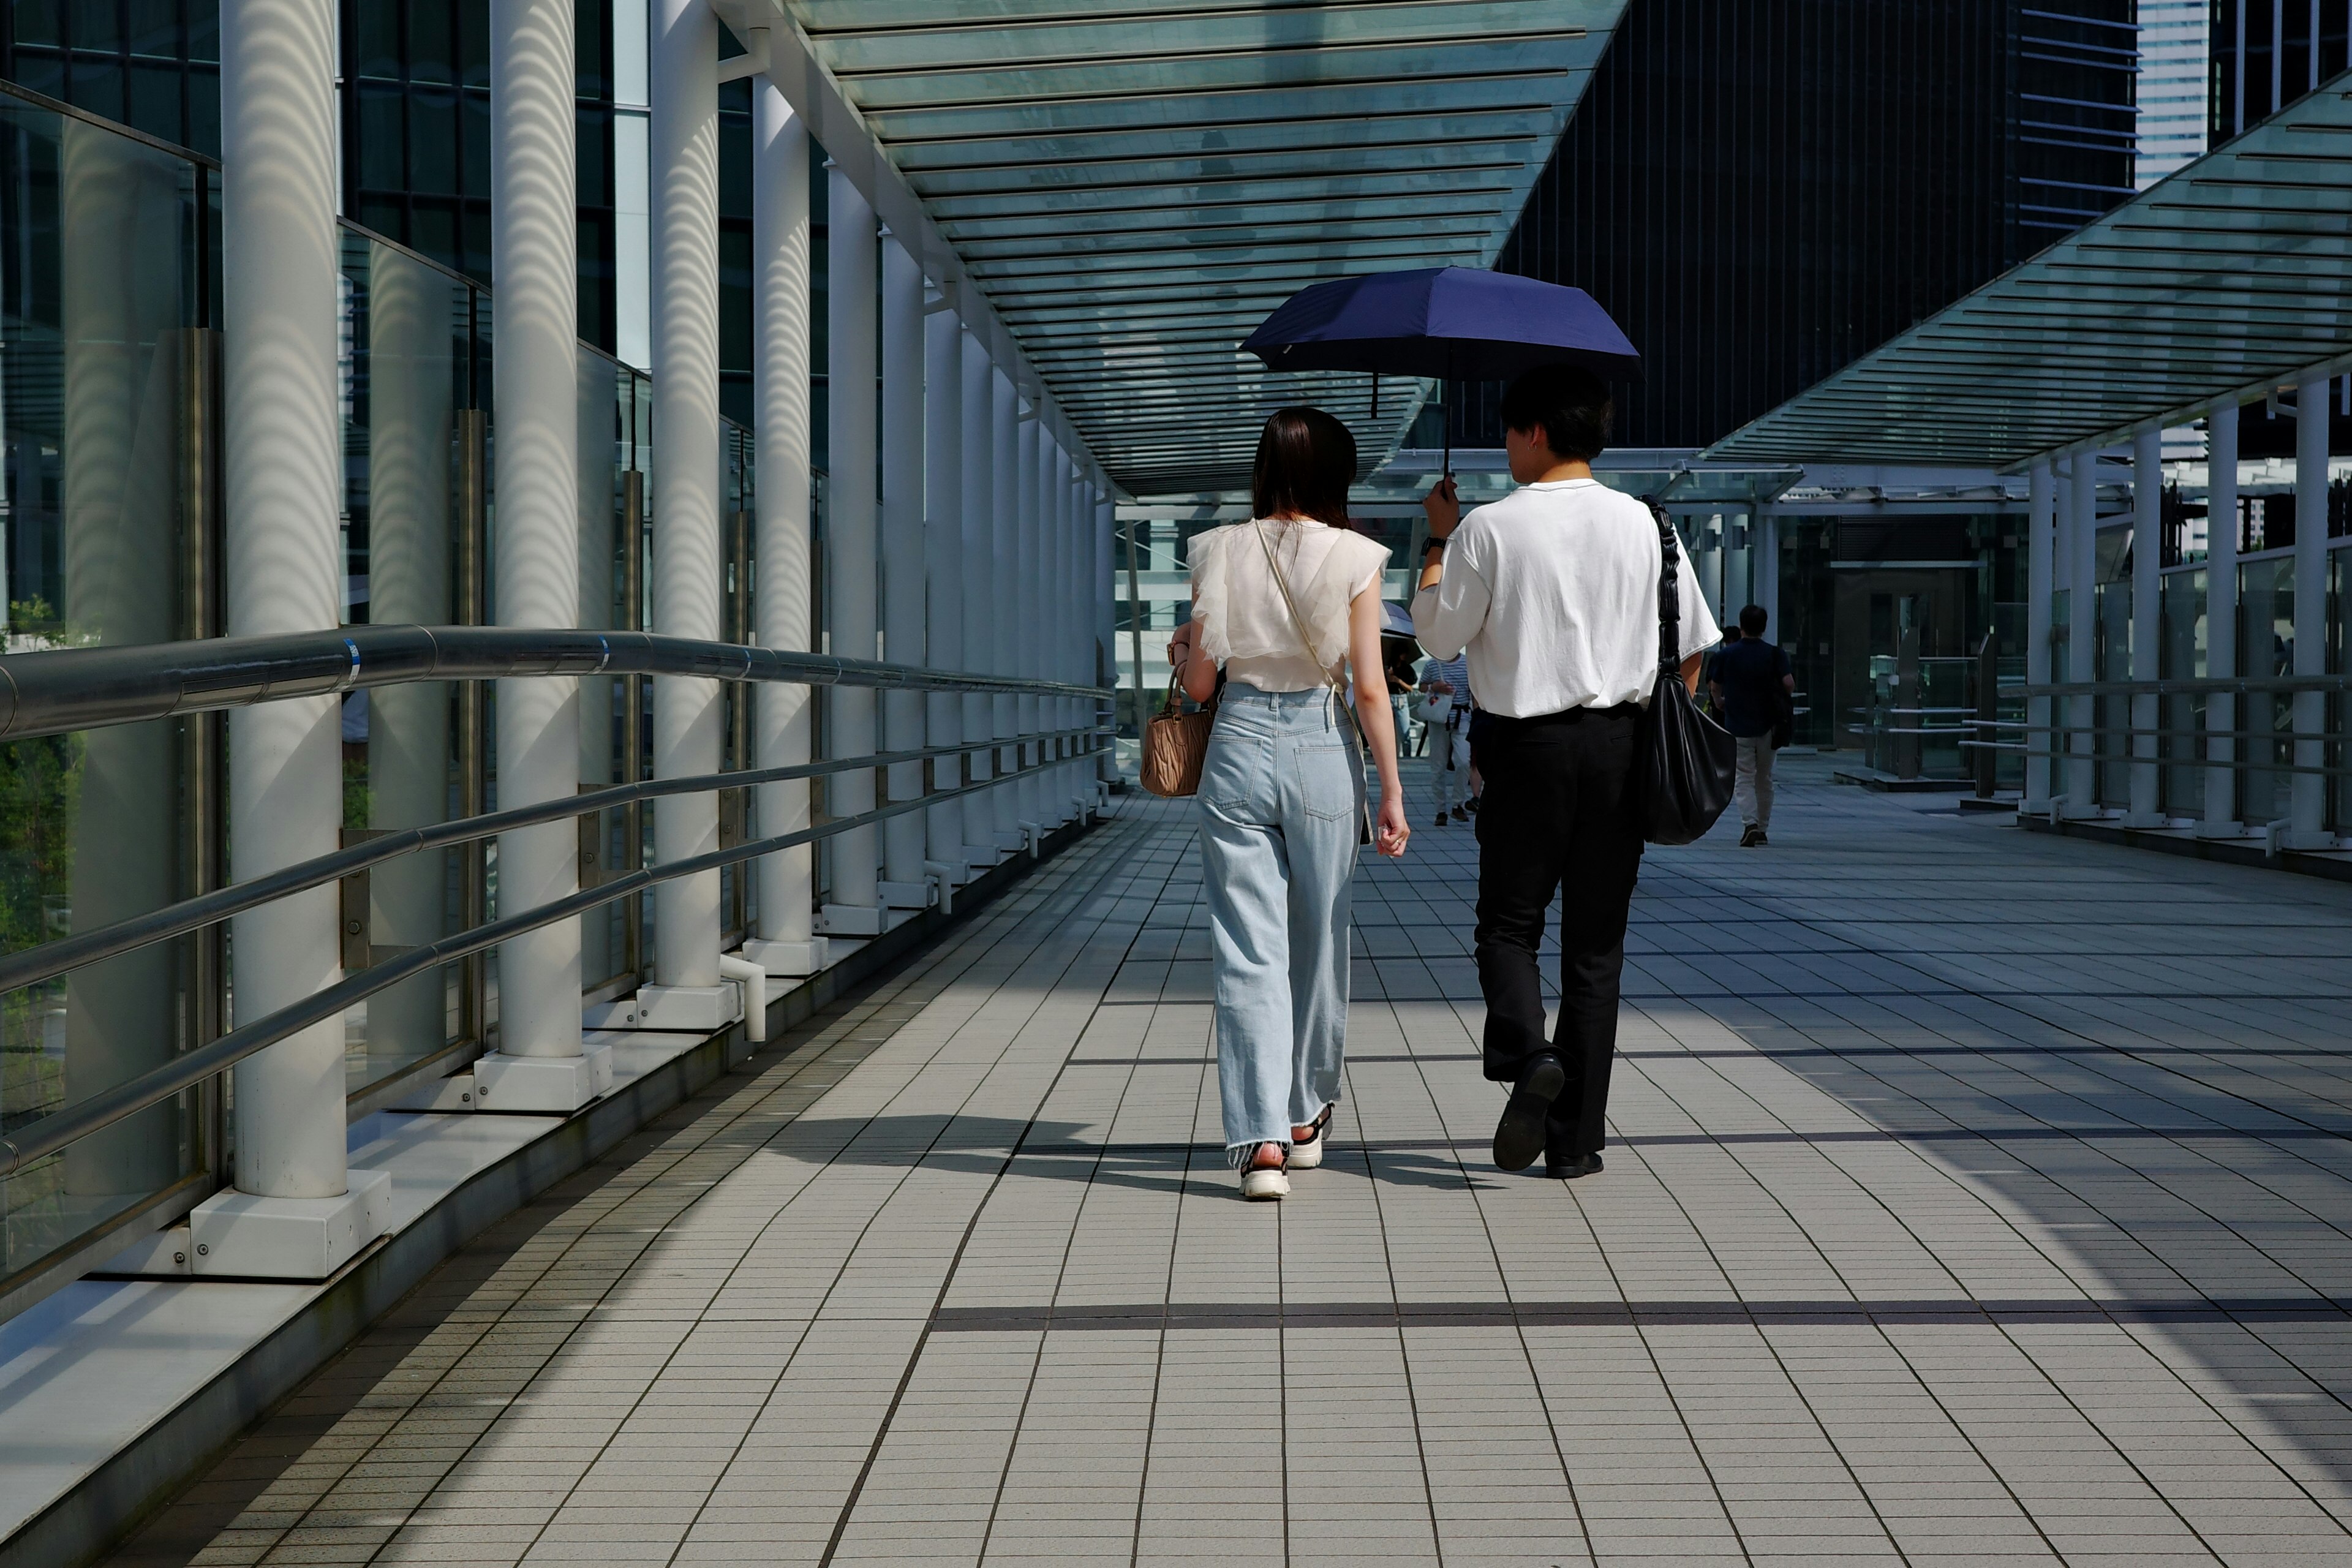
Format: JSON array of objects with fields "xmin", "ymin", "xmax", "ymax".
[{"xmin": 1468, "ymin": 704, "xmax": 1645, "ymax": 1159}]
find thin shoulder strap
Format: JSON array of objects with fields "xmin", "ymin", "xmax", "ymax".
[{"xmin": 1253, "ymin": 519, "xmax": 1340, "ymax": 692}]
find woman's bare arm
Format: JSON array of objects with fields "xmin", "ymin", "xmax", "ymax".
[{"xmin": 1348, "ymin": 589, "xmax": 1411, "ymax": 858}]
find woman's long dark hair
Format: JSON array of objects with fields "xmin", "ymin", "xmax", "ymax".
[{"xmin": 1251, "ymin": 406, "xmax": 1356, "ymax": 529}]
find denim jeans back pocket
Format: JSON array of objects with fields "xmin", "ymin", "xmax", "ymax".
[
  {"xmin": 1201, "ymin": 728, "xmax": 1268, "ymax": 821},
  {"xmin": 1293, "ymin": 739, "xmax": 1354, "ymax": 821}
]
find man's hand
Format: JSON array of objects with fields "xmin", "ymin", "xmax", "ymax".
[{"xmin": 1423, "ymin": 476, "xmax": 1461, "ymax": 539}]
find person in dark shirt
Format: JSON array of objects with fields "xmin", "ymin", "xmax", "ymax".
[{"xmin": 1706, "ymin": 605, "xmax": 1794, "ymax": 846}]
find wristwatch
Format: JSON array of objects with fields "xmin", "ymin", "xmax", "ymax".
[{"xmin": 1422, "ymin": 535, "xmax": 1448, "ymax": 556}]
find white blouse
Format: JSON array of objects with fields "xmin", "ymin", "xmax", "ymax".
[{"xmin": 1188, "ymin": 518, "xmax": 1391, "ymax": 693}]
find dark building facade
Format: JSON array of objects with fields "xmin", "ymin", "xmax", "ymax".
[
  {"xmin": 1444, "ymin": 0, "xmax": 2140, "ymax": 452},
  {"xmin": 2211, "ymin": 0, "xmax": 2349, "ymax": 139}
]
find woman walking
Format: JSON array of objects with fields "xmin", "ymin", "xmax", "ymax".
[{"xmin": 1166, "ymin": 408, "xmax": 1411, "ymax": 1200}]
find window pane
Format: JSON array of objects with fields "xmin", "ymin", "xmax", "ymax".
[
  {"xmin": 17, "ymin": 0, "xmax": 65, "ymax": 47},
  {"xmin": 358, "ymin": 81, "xmax": 404, "ymax": 191},
  {"xmin": 127, "ymin": 0, "xmax": 173, "ymax": 56},
  {"xmin": 70, "ymin": 0, "xmax": 121, "ymax": 52},
  {"xmin": 406, "ymin": 0, "xmax": 451, "ymax": 85},
  {"xmin": 127, "ymin": 61, "xmax": 180, "ymax": 143},
  {"xmin": 409, "ymin": 88, "xmax": 456, "ymax": 194},
  {"xmin": 460, "ymin": 90, "xmax": 489, "ymax": 197},
  {"xmin": 70, "ymin": 56, "xmax": 125, "ymax": 122},
  {"xmin": 355, "ymin": 0, "xmax": 399, "ymax": 79}
]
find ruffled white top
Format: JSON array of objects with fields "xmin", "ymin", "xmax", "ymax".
[{"xmin": 1188, "ymin": 518, "xmax": 1391, "ymax": 693}]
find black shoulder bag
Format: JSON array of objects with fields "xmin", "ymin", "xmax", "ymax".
[{"xmin": 1637, "ymin": 510, "xmax": 1736, "ymax": 845}]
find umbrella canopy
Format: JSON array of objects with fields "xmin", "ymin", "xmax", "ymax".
[
  {"xmin": 1379, "ymin": 601, "xmax": 1418, "ymax": 639},
  {"xmin": 1242, "ymin": 267, "xmax": 1642, "ymax": 385}
]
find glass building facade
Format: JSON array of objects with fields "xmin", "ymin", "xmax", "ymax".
[{"xmin": 1441, "ymin": 0, "xmax": 2139, "ymax": 453}]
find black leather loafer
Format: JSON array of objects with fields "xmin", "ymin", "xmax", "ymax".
[
  {"xmin": 1544, "ymin": 1151, "xmax": 1604, "ymax": 1180},
  {"xmin": 1492, "ymin": 1051, "xmax": 1566, "ymax": 1172}
]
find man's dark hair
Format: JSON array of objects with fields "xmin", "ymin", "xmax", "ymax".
[
  {"xmin": 1739, "ymin": 603, "xmax": 1768, "ymax": 636},
  {"xmin": 1251, "ymin": 405, "xmax": 1357, "ymax": 528},
  {"xmin": 1499, "ymin": 364, "xmax": 1612, "ymax": 462}
]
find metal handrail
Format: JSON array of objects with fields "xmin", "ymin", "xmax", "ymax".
[
  {"xmin": 0, "ymin": 625, "xmax": 1117, "ymax": 1178},
  {"xmin": 0, "ymin": 731, "xmax": 1107, "ymax": 1178},
  {"xmin": 0, "ymin": 723, "xmax": 1101, "ymax": 998},
  {"xmin": 0, "ymin": 623, "xmax": 1101, "ymax": 744},
  {"xmin": 2019, "ymin": 674, "xmax": 2351, "ymax": 699}
]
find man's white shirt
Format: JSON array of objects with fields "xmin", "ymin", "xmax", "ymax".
[{"xmin": 1411, "ymin": 477, "xmax": 1721, "ymax": 719}]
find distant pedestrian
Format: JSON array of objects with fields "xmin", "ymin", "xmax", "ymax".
[
  {"xmin": 1415, "ymin": 651, "xmax": 1473, "ymax": 825},
  {"xmin": 1412, "ymin": 365, "xmax": 1717, "ymax": 1180},
  {"xmin": 1706, "ymin": 604, "xmax": 1793, "ymax": 846},
  {"xmin": 1166, "ymin": 407, "xmax": 1411, "ymax": 1202}
]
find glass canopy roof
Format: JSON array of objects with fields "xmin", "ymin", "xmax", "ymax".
[
  {"xmin": 782, "ymin": 1, "xmax": 1626, "ymax": 497},
  {"xmin": 1705, "ymin": 75, "xmax": 2352, "ymax": 470}
]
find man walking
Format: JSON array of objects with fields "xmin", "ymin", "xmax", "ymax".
[
  {"xmin": 1706, "ymin": 605, "xmax": 1794, "ymax": 846},
  {"xmin": 1412, "ymin": 366, "xmax": 1715, "ymax": 1178},
  {"xmin": 1417, "ymin": 651, "xmax": 1473, "ymax": 826}
]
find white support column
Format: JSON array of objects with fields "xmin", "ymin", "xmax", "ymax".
[
  {"xmin": 922, "ymin": 300, "xmax": 965, "ymax": 881},
  {"xmin": 2126, "ymin": 426, "xmax": 2164, "ymax": 826},
  {"xmin": 1014, "ymin": 408, "xmax": 1044, "ymax": 841},
  {"xmin": 1753, "ymin": 511, "xmax": 1780, "ymax": 652},
  {"xmin": 206, "ymin": 0, "xmax": 388, "ymax": 1273},
  {"xmin": 989, "ymin": 368, "xmax": 1022, "ymax": 850},
  {"xmin": 636, "ymin": 0, "xmax": 734, "ymax": 1030},
  {"xmin": 877, "ymin": 234, "xmax": 927, "ymax": 908},
  {"xmin": 1096, "ymin": 488, "xmax": 1118, "ymax": 786},
  {"xmin": 477, "ymin": 0, "xmax": 602, "ymax": 1109},
  {"xmin": 742, "ymin": 81, "xmax": 822, "ymax": 978},
  {"xmin": 2024, "ymin": 461, "xmax": 2056, "ymax": 812},
  {"xmin": 2065, "ymin": 454, "xmax": 2100, "ymax": 816},
  {"xmin": 1047, "ymin": 444, "xmax": 1071, "ymax": 823},
  {"xmin": 959, "ymin": 334, "xmax": 999, "ymax": 870},
  {"xmin": 823, "ymin": 172, "xmax": 881, "ymax": 927},
  {"xmin": 2200, "ymin": 402, "xmax": 2241, "ymax": 837},
  {"xmin": 2290, "ymin": 371, "xmax": 2332, "ymax": 845}
]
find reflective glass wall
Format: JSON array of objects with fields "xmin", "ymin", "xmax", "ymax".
[{"xmin": 0, "ymin": 88, "xmax": 216, "ymax": 1291}]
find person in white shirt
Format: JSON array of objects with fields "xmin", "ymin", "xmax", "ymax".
[
  {"xmin": 1412, "ymin": 364, "xmax": 1717, "ymax": 1179},
  {"xmin": 1166, "ymin": 407, "xmax": 1411, "ymax": 1200}
]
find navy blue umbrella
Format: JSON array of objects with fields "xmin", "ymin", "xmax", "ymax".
[{"xmin": 1242, "ymin": 266, "xmax": 1641, "ymax": 473}]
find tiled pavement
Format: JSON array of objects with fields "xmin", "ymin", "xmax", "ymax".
[{"xmin": 147, "ymin": 759, "xmax": 2352, "ymax": 1566}]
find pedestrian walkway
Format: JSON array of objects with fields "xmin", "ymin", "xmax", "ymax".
[{"xmin": 127, "ymin": 760, "xmax": 2352, "ymax": 1567}]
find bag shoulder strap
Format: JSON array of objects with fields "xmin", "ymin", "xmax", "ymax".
[
  {"xmin": 1651, "ymin": 507, "xmax": 1682, "ymax": 673},
  {"xmin": 1253, "ymin": 519, "xmax": 1342, "ymax": 693}
]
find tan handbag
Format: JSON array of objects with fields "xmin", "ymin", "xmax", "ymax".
[{"xmin": 1139, "ymin": 675, "xmax": 1218, "ymax": 797}]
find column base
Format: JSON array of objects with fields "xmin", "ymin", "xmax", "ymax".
[
  {"xmin": 2195, "ymin": 818, "xmax": 2247, "ymax": 840},
  {"xmin": 818, "ymin": 903, "xmax": 886, "ymax": 937},
  {"xmin": 473, "ymin": 1044, "xmax": 614, "ymax": 1112},
  {"xmin": 2282, "ymin": 827, "xmax": 2341, "ymax": 852},
  {"xmin": 742, "ymin": 936, "xmax": 827, "ymax": 977},
  {"xmin": 2119, "ymin": 811, "xmax": 2169, "ymax": 829},
  {"xmin": 604, "ymin": 984, "xmax": 744, "ymax": 1033},
  {"xmin": 990, "ymin": 829, "xmax": 1027, "ymax": 853},
  {"xmin": 1017, "ymin": 820, "xmax": 1046, "ymax": 854},
  {"xmin": 878, "ymin": 879, "xmax": 932, "ymax": 910},
  {"xmin": 2057, "ymin": 801, "xmax": 2109, "ymax": 821},
  {"xmin": 188, "ymin": 1168, "xmax": 393, "ymax": 1280},
  {"xmin": 961, "ymin": 844, "xmax": 1001, "ymax": 873}
]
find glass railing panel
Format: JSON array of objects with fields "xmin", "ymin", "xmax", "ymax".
[
  {"xmin": 578, "ymin": 347, "xmax": 637, "ymax": 993},
  {"xmin": 2239, "ymin": 556, "xmax": 2296, "ymax": 825},
  {"xmin": 2160, "ymin": 568, "xmax": 2206, "ymax": 817},
  {"xmin": 337, "ymin": 233, "xmax": 479, "ymax": 1096},
  {"xmin": 0, "ymin": 94, "xmax": 212, "ymax": 1286}
]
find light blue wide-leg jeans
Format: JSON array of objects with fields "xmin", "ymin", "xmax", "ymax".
[{"xmin": 1198, "ymin": 685, "xmax": 1363, "ymax": 1166}]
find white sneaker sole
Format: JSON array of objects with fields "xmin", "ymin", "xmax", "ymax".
[
  {"xmin": 1240, "ymin": 1167, "xmax": 1291, "ymax": 1200},
  {"xmin": 1286, "ymin": 1137, "xmax": 1325, "ymax": 1170}
]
